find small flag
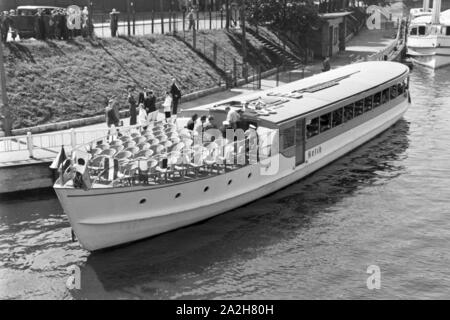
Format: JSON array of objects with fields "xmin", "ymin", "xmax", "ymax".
[
  {"xmin": 49, "ymin": 146, "xmax": 67, "ymax": 170},
  {"xmin": 103, "ymin": 157, "xmax": 120, "ymax": 181},
  {"xmin": 60, "ymin": 159, "xmax": 73, "ymax": 186},
  {"xmin": 74, "ymin": 156, "xmax": 92, "ymax": 190}
]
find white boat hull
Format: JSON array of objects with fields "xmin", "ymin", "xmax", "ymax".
[
  {"xmin": 407, "ymin": 47, "xmax": 450, "ymax": 68},
  {"xmin": 407, "ymin": 35, "xmax": 450, "ymax": 68},
  {"xmin": 55, "ymin": 99, "xmax": 409, "ymax": 251}
]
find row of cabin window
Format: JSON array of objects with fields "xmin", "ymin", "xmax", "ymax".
[
  {"xmin": 410, "ymin": 26, "xmax": 450, "ymax": 36},
  {"xmin": 306, "ymin": 82, "xmax": 406, "ymax": 139}
]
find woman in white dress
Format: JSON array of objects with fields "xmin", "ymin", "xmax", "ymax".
[
  {"xmin": 162, "ymin": 91, "xmax": 173, "ymax": 123},
  {"xmin": 137, "ymin": 103, "xmax": 148, "ymax": 130}
]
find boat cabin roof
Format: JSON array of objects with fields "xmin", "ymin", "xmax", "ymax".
[{"xmin": 182, "ymin": 61, "xmax": 409, "ymax": 128}]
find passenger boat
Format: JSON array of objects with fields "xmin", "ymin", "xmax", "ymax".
[
  {"xmin": 407, "ymin": 0, "xmax": 450, "ymax": 68},
  {"xmin": 53, "ymin": 61, "xmax": 411, "ymax": 251}
]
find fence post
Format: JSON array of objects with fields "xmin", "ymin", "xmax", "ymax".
[
  {"xmin": 127, "ymin": 0, "xmax": 131, "ymax": 36},
  {"xmin": 27, "ymin": 132, "xmax": 33, "ymax": 158},
  {"xmin": 132, "ymin": 2, "xmax": 136, "ymax": 35},
  {"xmin": 70, "ymin": 128, "xmax": 77, "ymax": 150},
  {"xmin": 151, "ymin": 11, "xmax": 154, "ymax": 34},
  {"xmin": 173, "ymin": 12, "xmax": 177, "ymax": 33},
  {"xmin": 276, "ymin": 66, "xmax": 279, "ymax": 86},
  {"xmin": 183, "ymin": 10, "xmax": 186, "ymax": 32},
  {"xmin": 257, "ymin": 65, "xmax": 261, "ymax": 89},
  {"xmin": 220, "ymin": 9, "xmax": 223, "ymax": 29},
  {"xmin": 169, "ymin": 10, "xmax": 172, "ymax": 33},
  {"xmin": 233, "ymin": 58, "xmax": 237, "ymax": 87},
  {"xmin": 213, "ymin": 42, "xmax": 217, "ymax": 65},
  {"xmin": 209, "ymin": 9, "xmax": 212, "ymax": 29},
  {"xmin": 197, "ymin": 10, "xmax": 200, "ymax": 31},
  {"xmin": 193, "ymin": 28, "xmax": 197, "ymax": 50},
  {"xmin": 161, "ymin": 11, "xmax": 164, "ymax": 34}
]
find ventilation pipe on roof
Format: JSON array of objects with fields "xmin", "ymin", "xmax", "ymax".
[{"xmin": 431, "ymin": 0, "xmax": 441, "ymax": 24}]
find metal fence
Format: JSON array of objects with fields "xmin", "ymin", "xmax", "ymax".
[{"xmin": 92, "ymin": 9, "xmax": 240, "ymax": 38}]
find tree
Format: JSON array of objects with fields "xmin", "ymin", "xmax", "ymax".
[{"xmin": 244, "ymin": 1, "xmax": 321, "ymax": 63}]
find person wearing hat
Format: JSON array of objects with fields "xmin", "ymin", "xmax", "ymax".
[{"xmin": 110, "ymin": 8, "xmax": 120, "ymax": 37}]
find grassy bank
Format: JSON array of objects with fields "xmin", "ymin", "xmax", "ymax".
[
  {"xmin": 3, "ymin": 35, "xmax": 223, "ymax": 129},
  {"xmin": 3, "ymin": 29, "xmax": 289, "ymax": 130},
  {"xmin": 182, "ymin": 28, "xmax": 284, "ymax": 76}
]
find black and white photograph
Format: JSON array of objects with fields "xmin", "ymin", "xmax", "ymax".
[{"xmin": 0, "ymin": 0, "xmax": 449, "ymax": 304}]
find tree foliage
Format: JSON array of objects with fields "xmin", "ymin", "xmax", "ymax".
[{"xmin": 245, "ymin": 0, "xmax": 321, "ymax": 34}]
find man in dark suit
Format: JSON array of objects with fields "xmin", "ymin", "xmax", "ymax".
[
  {"xmin": 110, "ymin": 8, "xmax": 119, "ymax": 37},
  {"xmin": 170, "ymin": 78, "xmax": 182, "ymax": 121}
]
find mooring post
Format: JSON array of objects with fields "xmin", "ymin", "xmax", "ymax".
[
  {"xmin": 26, "ymin": 132, "xmax": 34, "ymax": 158},
  {"xmin": 70, "ymin": 128, "xmax": 77, "ymax": 150}
]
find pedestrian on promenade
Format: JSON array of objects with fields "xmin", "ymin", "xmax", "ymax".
[
  {"xmin": 110, "ymin": 8, "xmax": 120, "ymax": 37},
  {"xmin": 162, "ymin": 92, "xmax": 173, "ymax": 123},
  {"xmin": 127, "ymin": 88, "xmax": 137, "ymax": 126},
  {"xmin": 322, "ymin": 56, "xmax": 331, "ymax": 72},
  {"xmin": 0, "ymin": 12, "xmax": 5, "ymax": 43},
  {"xmin": 170, "ymin": 78, "xmax": 182, "ymax": 122},
  {"xmin": 81, "ymin": 6, "xmax": 89, "ymax": 37},
  {"xmin": 35, "ymin": 9, "xmax": 46, "ymax": 40},
  {"xmin": 187, "ymin": 9, "xmax": 195, "ymax": 31},
  {"xmin": 145, "ymin": 90, "xmax": 158, "ymax": 122},
  {"xmin": 1, "ymin": 11, "xmax": 12, "ymax": 43}
]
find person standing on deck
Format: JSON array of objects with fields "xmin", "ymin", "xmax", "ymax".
[
  {"xmin": 137, "ymin": 103, "xmax": 148, "ymax": 130},
  {"xmin": 110, "ymin": 8, "xmax": 120, "ymax": 37},
  {"xmin": 127, "ymin": 88, "xmax": 137, "ymax": 126},
  {"xmin": 170, "ymin": 78, "xmax": 182, "ymax": 123},
  {"xmin": 225, "ymin": 106, "xmax": 240, "ymax": 130},
  {"xmin": 105, "ymin": 99, "xmax": 120, "ymax": 139},
  {"xmin": 145, "ymin": 90, "xmax": 158, "ymax": 122},
  {"xmin": 162, "ymin": 92, "xmax": 173, "ymax": 123},
  {"xmin": 186, "ymin": 114, "xmax": 198, "ymax": 131}
]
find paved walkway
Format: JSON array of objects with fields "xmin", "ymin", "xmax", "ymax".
[{"xmin": 0, "ymin": 28, "xmax": 396, "ymax": 167}]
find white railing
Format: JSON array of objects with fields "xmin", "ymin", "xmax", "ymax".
[
  {"xmin": 365, "ymin": 18, "xmax": 405, "ymax": 62},
  {"xmin": 0, "ymin": 127, "xmax": 111, "ymax": 159}
]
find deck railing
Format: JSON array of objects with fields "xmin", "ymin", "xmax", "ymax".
[
  {"xmin": 0, "ymin": 127, "xmax": 112, "ymax": 159},
  {"xmin": 365, "ymin": 17, "xmax": 406, "ymax": 62}
]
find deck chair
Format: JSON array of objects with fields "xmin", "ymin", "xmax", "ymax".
[
  {"xmin": 134, "ymin": 149, "xmax": 154, "ymax": 160},
  {"xmin": 137, "ymin": 142, "xmax": 151, "ymax": 151},
  {"xmin": 100, "ymin": 148, "xmax": 116, "ymax": 157}
]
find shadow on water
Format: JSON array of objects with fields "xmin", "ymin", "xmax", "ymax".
[{"xmin": 73, "ymin": 119, "xmax": 410, "ymax": 299}]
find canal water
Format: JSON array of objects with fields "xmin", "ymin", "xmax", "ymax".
[{"xmin": 1, "ymin": 67, "xmax": 449, "ymax": 299}]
